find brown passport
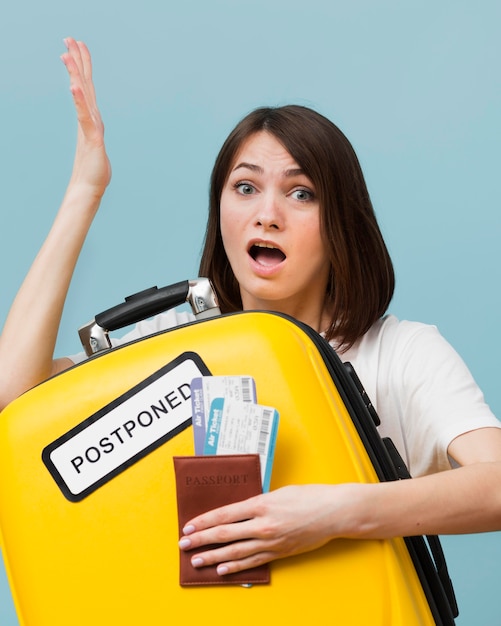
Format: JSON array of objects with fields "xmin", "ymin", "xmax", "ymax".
[{"xmin": 173, "ymin": 454, "xmax": 270, "ymax": 586}]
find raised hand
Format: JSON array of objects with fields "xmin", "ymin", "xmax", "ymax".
[
  {"xmin": 61, "ymin": 38, "xmax": 111, "ymax": 197},
  {"xmin": 0, "ymin": 39, "xmax": 112, "ymax": 410}
]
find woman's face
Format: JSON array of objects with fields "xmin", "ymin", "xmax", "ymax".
[{"xmin": 220, "ymin": 131, "xmax": 331, "ymax": 330}]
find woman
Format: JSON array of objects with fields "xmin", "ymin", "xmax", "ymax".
[{"xmin": 1, "ymin": 39, "xmax": 500, "ymax": 579}]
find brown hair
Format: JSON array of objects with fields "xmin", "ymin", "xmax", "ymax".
[{"xmin": 199, "ymin": 105, "xmax": 394, "ymax": 349}]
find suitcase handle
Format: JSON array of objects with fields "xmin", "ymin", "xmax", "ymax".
[{"xmin": 78, "ymin": 278, "xmax": 220, "ymax": 356}]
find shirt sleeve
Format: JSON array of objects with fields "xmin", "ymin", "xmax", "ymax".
[{"xmin": 389, "ymin": 322, "xmax": 500, "ymax": 476}]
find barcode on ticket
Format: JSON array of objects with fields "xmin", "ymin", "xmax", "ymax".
[
  {"xmin": 190, "ymin": 376, "xmax": 257, "ymax": 455},
  {"xmin": 204, "ymin": 398, "xmax": 279, "ymax": 492}
]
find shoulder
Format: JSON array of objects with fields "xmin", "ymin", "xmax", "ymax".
[
  {"xmin": 344, "ymin": 314, "xmax": 481, "ymax": 404},
  {"xmin": 341, "ymin": 314, "xmax": 499, "ymax": 476},
  {"xmin": 342, "ymin": 314, "xmax": 449, "ymax": 375},
  {"xmin": 359, "ymin": 314, "xmax": 442, "ymax": 349}
]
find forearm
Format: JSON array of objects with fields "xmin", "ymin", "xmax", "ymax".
[
  {"xmin": 350, "ymin": 461, "xmax": 501, "ymax": 539},
  {"xmin": 0, "ymin": 39, "xmax": 111, "ymax": 411},
  {"xmin": 178, "ymin": 456, "xmax": 501, "ymax": 575},
  {"xmin": 0, "ymin": 184, "xmax": 102, "ymax": 409}
]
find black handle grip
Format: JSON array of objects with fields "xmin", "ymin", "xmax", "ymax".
[{"xmin": 95, "ymin": 281, "xmax": 190, "ymax": 331}]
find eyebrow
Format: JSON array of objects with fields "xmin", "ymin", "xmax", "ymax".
[{"xmin": 232, "ymin": 162, "xmax": 305, "ymax": 178}]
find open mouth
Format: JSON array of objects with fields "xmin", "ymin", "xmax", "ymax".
[{"xmin": 249, "ymin": 242, "xmax": 286, "ymax": 267}]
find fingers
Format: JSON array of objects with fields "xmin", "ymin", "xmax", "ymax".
[
  {"xmin": 182, "ymin": 494, "xmax": 263, "ymax": 535},
  {"xmin": 60, "ymin": 38, "xmax": 104, "ymax": 142},
  {"xmin": 61, "ymin": 38, "xmax": 84, "ymax": 93},
  {"xmin": 178, "ymin": 497, "xmax": 275, "ymax": 574},
  {"xmin": 63, "ymin": 38, "xmax": 92, "ymax": 82},
  {"xmin": 59, "ymin": 38, "xmax": 111, "ymax": 192},
  {"xmin": 178, "ymin": 498, "xmax": 285, "ymax": 576},
  {"xmin": 177, "ymin": 485, "xmax": 341, "ymax": 576},
  {"xmin": 180, "ymin": 518, "xmax": 260, "ymax": 552},
  {"xmin": 61, "ymin": 39, "xmax": 96, "ymax": 109},
  {"xmin": 68, "ymin": 39, "xmax": 97, "ymax": 105},
  {"xmin": 191, "ymin": 540, "xmax": 277, "ymax": 575}
]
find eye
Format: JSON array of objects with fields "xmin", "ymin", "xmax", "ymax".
[
  {"xmin": 291, "ymin": 188, "xmax": 314, "ymax": 201},
  {"xmin": 235, "ymin": 182, "xmax": 256, "ymax": 195}
]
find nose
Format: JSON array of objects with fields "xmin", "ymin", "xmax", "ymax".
[{"xmin": 255, "ymin": 193, "xmax": 283, "ymax": 230}]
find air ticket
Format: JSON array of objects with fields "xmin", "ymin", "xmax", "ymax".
[
  {"xmin": 190, "ymin": 376, "xmax": 257, "ymax": 455},
  {"xmin": 203, "ymin": 397, "xmax": 279, "ymax": 492}
]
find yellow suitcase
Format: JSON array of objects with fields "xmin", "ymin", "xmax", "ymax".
[{"xmin": 0, "ymin": 280, "xmax": 457, "ymax": 625}]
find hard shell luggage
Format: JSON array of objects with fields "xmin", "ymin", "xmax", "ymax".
[{"xmin": 0, "ymin": 279, "xmax": 457, "ymax": 625}]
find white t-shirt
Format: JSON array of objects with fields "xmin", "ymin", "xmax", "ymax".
[
  {"xmin": 69, "ymin": 311, "xmax": 500, "ymax": 478},
  {"xmin": 340, "ymin": 315, "xmax": 499, "ymax": 477}
]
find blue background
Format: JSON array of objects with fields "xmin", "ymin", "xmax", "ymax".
[{"xmin": 1, "ymin": 1, "xmax": 500, "ymax": 623}]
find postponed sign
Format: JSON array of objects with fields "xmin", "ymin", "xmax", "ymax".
[{"xmin": 43, "ymin": 352, "xmax": 210, "ymax": 501}]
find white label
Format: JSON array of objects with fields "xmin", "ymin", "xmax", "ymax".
[{"xmin": 43, "ymin": 353, "xmax": 208, "ymax": 501}]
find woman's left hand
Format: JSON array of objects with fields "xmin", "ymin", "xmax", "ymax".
[
  {"xmin": 178, "ymin": 483, "xmax": 356, "ymax": 575},
  {"xmin": 178, "ymin": 434, "xmax": 501, "ymax": 576}
]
